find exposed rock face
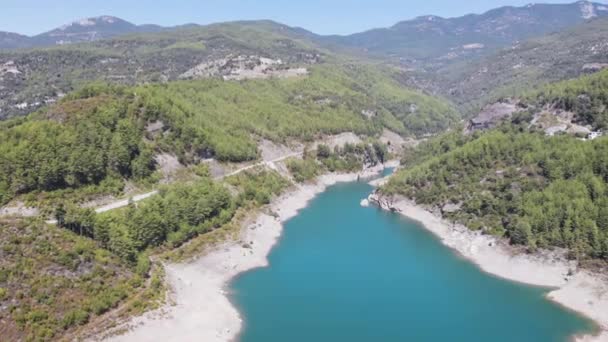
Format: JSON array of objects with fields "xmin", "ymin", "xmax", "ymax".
[
  {"xmin": 179, "ymin": 55, "xmax": 309, "ymax": 81},
  {"xmin": 580, "ymin": 0, "xmax": 599, "ymax": 19},
  {"xmin": 368, "ymin": 193, "xmax": 401, "ymax": 213},
  {"xmin": 0, "ymin": 61, "xmax": 20, "ymax": 75},
  {"xmin": 361, "ymin": 109, "xmax": 376, "ymax": 119},
  {"xmin": 582, "ymin": 63, "xmax": 608, "ymax": 72},
  {"xmin": 531, "ymin": 106, "xmax": 594, "ymax": 137},
  {"xmin": 466, "ymin": 99, "xmax": 523, "ymax": 132},
  {"xmin": 442, "ymin": 202, "xmax": 462, "ymax": 214},
  {"xmin": 330, "ymin": 1, "xmax": 608, "ymax": 67},
  {"xmin": 154, "ymin": 153, "xmax": 184, "ymax": 183}
]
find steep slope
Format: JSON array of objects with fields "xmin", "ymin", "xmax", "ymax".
[
  {"xmin": 383, "ymin": 71, "xmax": 608, "ymax": 263},
  {"xmin": 0, "ymin": 63, "xmax": 457, "ymax": 206},
  {"xmin": 0, "ymin": 20, "xmax": 325, "ymax": 118},
  {"xmin": 0, "ymin": 20, "xmax": 458, "ymax": 127},
  {"xmin": 523, "ymin": 68, "xmax": 608, "ymax": 131},
  {"xmin": 327, "ymin": 1, "xmax": 608, "ymax": 66},
  {"xmin": 0, "ymin": 63, "xmax": 442, "ymax": 339},
  {"xmin": 0, "ymin": 218, "xmax": 143, "ymax": 341},
  {"xmin": 438, "ymin": 15, "xmax": 608, "ymax": 113},
  {"xmin": 31, "ymin": 16, "xmax": 162, "ymax": 46},
  {"xmin": 385, "ymin": 129, "xmax": 608, "ymax": 262},
  {"xmin": 0, "ymin": 32, "xmax": 31, "ymax": 49},
  {"xmin": 0, "ymin": 16, "xmax": 163, "ymax": 49}
]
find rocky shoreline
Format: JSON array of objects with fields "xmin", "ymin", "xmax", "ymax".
[
  {"xmin": 368, "ymin": 192, "xmax": 608, "ymax": 342},
  {"xmin": 106, "ymin": 163, "xmax": 393, "ymax": 342}
]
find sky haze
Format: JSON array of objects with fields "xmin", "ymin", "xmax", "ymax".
[{"xmin": 3, "ymin": 0, "xmax": 607, "ymax": 35}]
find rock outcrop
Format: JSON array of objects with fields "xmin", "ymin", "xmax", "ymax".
[{"xmin": 367, "ymin": 192, "xmax": 401, "ymax": 213}]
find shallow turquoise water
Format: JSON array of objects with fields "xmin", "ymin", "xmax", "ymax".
[{"xmin": 230, "ymin": 175, "xmax": 595, "ymax": 342}]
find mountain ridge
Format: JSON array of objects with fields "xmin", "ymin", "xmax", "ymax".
[
  {"xmin": 0, "ymin": 15, "xmax": 166, "ymax": 49},
  {"xmin": 2, "ymin": 1, "xmax": 608, "ymax": 53},
  {"xmin": 326, "ymin": 0, "xmax": 608, "ymax": 64}
]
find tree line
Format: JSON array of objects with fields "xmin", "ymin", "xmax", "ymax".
[
  {"xmin": 55, "ymin": 170, "xmax": 288, "ymax": 265},
  {"xmin": 384, "ymin": 126, "xmax": 608, "ymax": 261}
]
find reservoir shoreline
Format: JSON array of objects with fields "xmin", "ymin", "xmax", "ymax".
[
  {"xmin": 370, "ymin": 194, "xmax": 608, "ymax": 342},
  {"xmin": 109, "ymin": 160, "xmax": 606, "ymax": 342},
  {"xmin": 108, "ymin": 162, "xmax": 395, "ymax": 342}
]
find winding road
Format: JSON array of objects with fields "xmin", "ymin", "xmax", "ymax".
[{"xmin": 40, "ymin": 152, "xmax": 303, "ymax": 224}]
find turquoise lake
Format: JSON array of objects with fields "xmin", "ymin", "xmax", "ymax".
[{"xmin": 229, "ymin": 173, "xmax": 596, "ymax": 341}]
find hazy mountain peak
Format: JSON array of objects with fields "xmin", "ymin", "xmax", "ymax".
[
  {"xmin": 579, "ymin": 1, "xmax": 597, "ymax": 19},
  {"xmin": 31, "ymin": 16, "xmax": 161, "ymax": 46},
  {"xmin": 333, "ymin": 1, "xmax": 608, "ymax": 64},
  {"xmin": 414, "ymin": 15, "xmax": 444, "ymax": 22},
  {"xmin": 57, "ymin": 15, "xmax": 123, "ymax": 31}
]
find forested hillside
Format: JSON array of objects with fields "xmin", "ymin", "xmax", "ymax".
[
  {"xmin": 435, "ymin": 16, "xmax": 608, "ymax": 113},
  {"xmin": 0, "ymin": 63, "xmax": 456, "ymax": 207},
  {"xmin": 0, "ymin": 35, "xmax": 456, "ymax": 339},
  {"xmin": 326, "ymin": 1, "xmax": 608, "ymax": 66},
  {"xmin": 1, "ymin": 134, "xmax": 391, "ymax": 340},
  {"xmin": 0, "ymin": 20, "xmax": 327, "ymax": 118},
  {"xmin": 383, "ymin": 71, "xmax": 608, "ymax": 262},
  {"xmin": 385, "ymin": 128, "xmax": 608, "ymax": 261},
  {"xmin": 4, "ymin": 4, "xmax": 608, "ymax": 339},
  {"xmin": 524, "ymin": 68, "xmax": 608, "ymax": 130},
  {"xmin": 0, "ymin": 218, "xmax": 153, "ymax": 341}
]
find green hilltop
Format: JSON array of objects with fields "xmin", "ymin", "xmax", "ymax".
[{"xmin": 383, "ymin": 69, "xmax": 608, "ymax": 263}]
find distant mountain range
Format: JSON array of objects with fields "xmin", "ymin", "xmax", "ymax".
[
  {"xmin": 2, "ymin": 1, "xmax": 608, "ymax": 118},
  {"xmin": 438, "ymin": 15, "xmax": 608, "ymax": 111},
  {"xmin": 325, "ymin": 0, "xmax": 608, "ymax": 64},
  {"xmin": 3, "ymin": 1, "xmax": 607, "ymax": 63},
  {"xmin": 0, "ymin": 16, "xmax": 164, "ymax": 49}
]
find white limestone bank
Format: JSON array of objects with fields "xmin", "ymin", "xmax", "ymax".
[
  {"xmin": 106, "ymin": 164, "xmax": 388, "ymax": 342},
  {"xmin": 368, "ymin": 194, "xmax": 608, "ymax": 342}
]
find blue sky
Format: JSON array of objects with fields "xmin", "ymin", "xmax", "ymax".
[{"xmin": 2, "ymin": 0, "xmax": 606, "ymax": 35}]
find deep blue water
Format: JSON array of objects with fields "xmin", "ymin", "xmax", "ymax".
[{"xmin": 230, "ymin": 173, "xmax": 595, "ymax": 342}]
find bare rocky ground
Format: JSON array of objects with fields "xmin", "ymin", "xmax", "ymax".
[
  {"xmin": 0, "ymin": 202, "xmax": 39, "ymax": 217},
  {"xmin": 315, "ymin": 132, "xmax": 362, "ymax": 150},
  {"xmin": 467, "ymin": 98, "xmax": 598, "ymax": 138},
  {"xmin": 259, "ymin": 139, "xmax": 302, "ymax": 162},
  {"xmin": 180, "ymin": 55, "xmax": 309, "ymax": 81},
  {"xmin": 532, "ymin": 107, "xmax": 594, "ymax": 136},
  {"xmin": 380, "ymin": 128, "xmax": 418, "ymax": 154},
  {"xmin": 467, "ymin": 99, "xmax": 523, "ymax": 132},
  {"xmin": 155, "ymin": 153, "xmax": 184, "ymax": 183}
]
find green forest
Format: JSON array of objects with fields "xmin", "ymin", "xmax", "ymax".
[
  {"xmin": 0, "ymin": 64, "xmax": 456, "ymax": 207},
  {"xmin": 288, "ymin": 141, "xmax": 388, "ymax": 182},
  {"xmin": 56, "ymin": 170, "xmax": 288, "ymax": 265},
  {"xmin": 0, "ymin": 166, "xmax": 294, "ymax": 341},
  {"xmin": 525, "ymin": 69, "xmax": 608, "ymax": 130},
  {"xmin": 0, "ymin": 94, "xmax": 156, "ymax": 206},
  {"xmin": 384, "ymin": 127, "xmax": 608, "ymax": 261},
  {"xmin": 0, "ymin": 218, "xmax": 157, "ymax": 341},
  {"xmin": 4, "ymin": 8, "xmax": 608, "ymax": 342},
  {"xmin": 0, "ymin": 59, "xmax": 406, "ymax": 340}
]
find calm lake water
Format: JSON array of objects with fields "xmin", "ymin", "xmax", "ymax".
[{"xmin": 229, "ymin": 173, "xmax": 595, "ymax": 342}]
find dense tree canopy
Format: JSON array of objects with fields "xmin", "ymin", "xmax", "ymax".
[
  {"xmin": 0, "ymin": 65, "xmax": 457, "ymax": 206},
  {"xmin": 526, "ymin": 69, "xmax": 608, "ymax": 130},
  {"xmin": 0, "ymin": 94, "xmax": 155, "ymax": 205},
  {"xmin": 384, "ymin": 127, "xmax": 608, "ymax": 261}
]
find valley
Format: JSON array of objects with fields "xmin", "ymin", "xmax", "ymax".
[{"xmin": 1, "ymin": 1, "xmax": 608, "ymax": 341}]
